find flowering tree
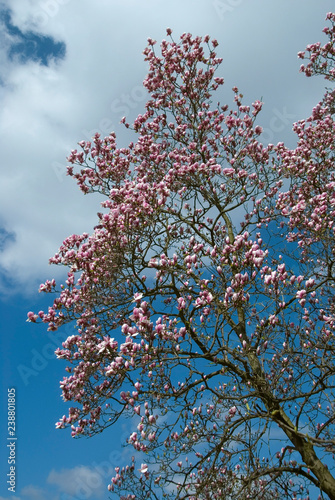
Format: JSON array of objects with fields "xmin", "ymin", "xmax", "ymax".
[{"xmin": 30, "ymin": 14, "xmax": 335, "ymax": 500}]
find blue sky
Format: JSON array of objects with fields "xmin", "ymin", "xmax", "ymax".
[{"xmin": 0, "ymin": 1, "xmax": 335, "ymax": 499}]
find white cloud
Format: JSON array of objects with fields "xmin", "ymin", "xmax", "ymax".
[
  {"xmin": 0, "ymin": 485, "xmax": 58, "ymax": 500},
  {"xmin": 20, "ymin": 485, "xmax": 49, "ymax": 500},
  {"xmin": 47, "ymin": 465, "xmax": 113, "ymax": 499},
  {"xmin": 0, "ymin": 0, "xmax": 334, "ymax": 297}
]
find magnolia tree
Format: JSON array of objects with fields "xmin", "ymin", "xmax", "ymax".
[{"xmin": 30, "ymin": 14, "xmax": 335, "ymax": 500}]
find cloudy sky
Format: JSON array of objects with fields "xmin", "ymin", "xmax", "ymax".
[{"xmin": 0, "ymin": 1, "xmax": 334, "ymax": 499}]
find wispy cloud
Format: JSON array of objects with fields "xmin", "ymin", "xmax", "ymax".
[
  {"xmin": 20, "ymin": 485, "xmax": 50, "ymax": 500},
  {"xmin": 0, "ymin": 496, "xmax": 21, "ymax": 500},
  {"xmin": 47, "ymin": 465, "xmax": 112, "ymax": 498}
]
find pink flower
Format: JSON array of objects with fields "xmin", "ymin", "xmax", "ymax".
[
  {"xmin": 27, "ymin": 311, "xmax": 38, "ymax": 322},
  {"xmin": 229, "ymin": 406, "xmax": 237, "ymax": 416},
  {"xmin": 177, "ymin": 297, "xmax": 186, "ymax": 310}
]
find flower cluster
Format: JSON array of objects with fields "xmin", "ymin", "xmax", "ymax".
[{"xmin": 298, "ymin": 12, "xmax": 335, "ymax": 80}]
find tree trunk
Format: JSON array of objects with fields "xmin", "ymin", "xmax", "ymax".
[{"xmin": 273, "ymin": 408, "xmax": 335, "ymax": 500}]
